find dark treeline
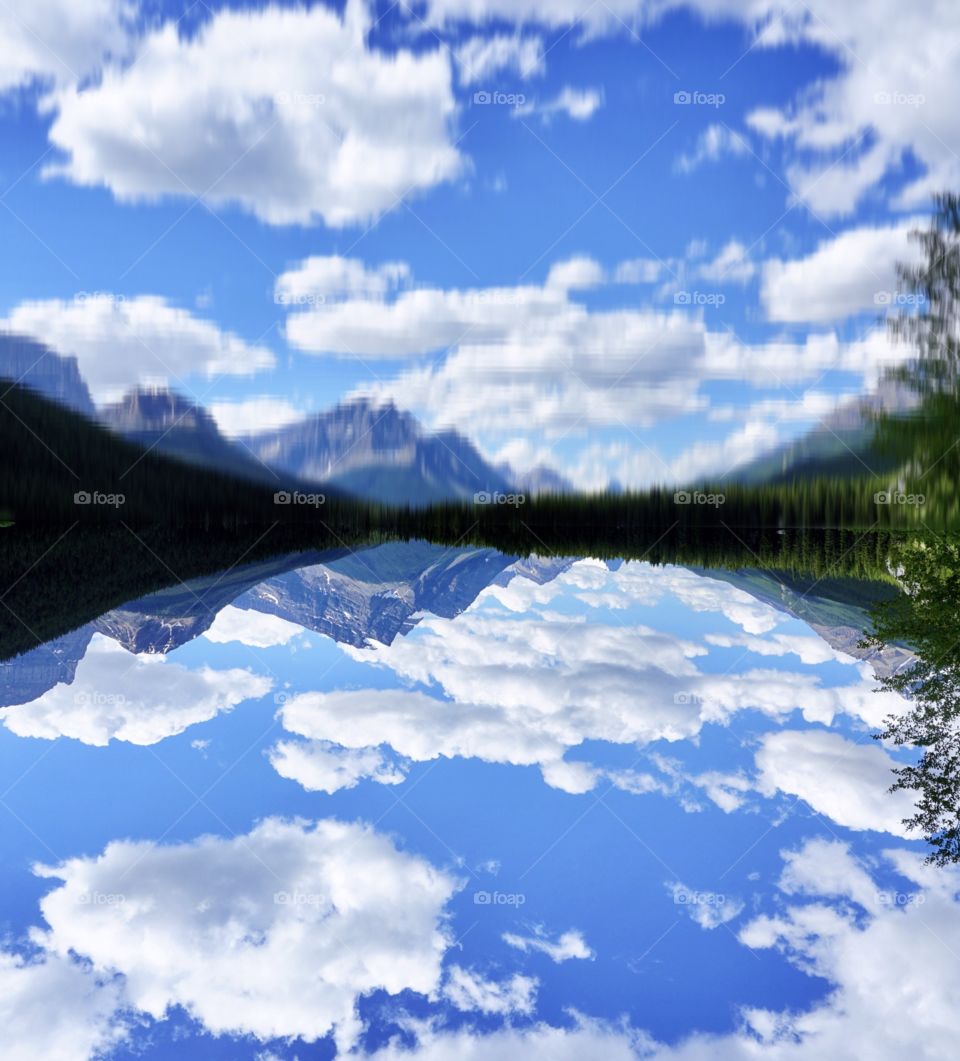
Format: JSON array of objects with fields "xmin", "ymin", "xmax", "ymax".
[
  {"xmin": 0, "ymin": 377, "xmax": 950, "ymax": 534},
  {"xmin": 0, "ymin": 524, "xmax": 900, "ymax": 662}
]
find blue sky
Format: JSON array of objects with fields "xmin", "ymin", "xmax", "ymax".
[
  {"xmin": 0, "ymin": 0, "xmax": 950, "ymax": 487},
  {"xmin": 0, "ymin": 551, "xmax": 953, "ymax": 1059}
]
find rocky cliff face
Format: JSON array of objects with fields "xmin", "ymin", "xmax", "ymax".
[
  {"xmin": 243, "ymin": 398, "xmax": 518, "ymax": 504},
  {"xmin": 0, "ymin": 626, "xmax": 95, "ymax": 707},
  {"xmin": 0, "ymin": 333, "xmax": 95, "ymax": 416},
  {"xmin": 99, "ymin": 386, "xmax": 281, "ymax": 485}
]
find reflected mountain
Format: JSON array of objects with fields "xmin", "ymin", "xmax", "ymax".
[
  {"xmin": 0, "ymin": 542, "xmax": 577, "ymax": 705},
  {"xmin": 701, "ymin": 568, "xmax": 915, "ymax": 678}
]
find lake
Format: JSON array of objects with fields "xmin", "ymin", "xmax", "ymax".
[{"xmin": 0, "ymin": 539, "xmax": 950, "ymax": 1059}]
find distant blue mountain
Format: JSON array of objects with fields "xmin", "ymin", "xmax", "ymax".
[
  {"xmin": 729, "ymin": 379, "xmax": 918, "ymax": 485},
  {"xmin": 0, "ymin": 333, "xmax": 95, "ymax": 416},
  {"xmin": 98, "ymin": 386, "xmax": 286, "ymax": 487},
  {"xmin": 0, "ymin": 337, "xmax": 570, "ymax": 505},
  {"xmin": 242, "ymin": 397, "xmax": 558, "ymax": 505}
]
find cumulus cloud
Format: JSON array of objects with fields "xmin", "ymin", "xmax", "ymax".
[
  {"xmin": 675, "ymin": 123, "xmax": 750, "ymax": 174},
  {"xmin": 761, "ymin": 218, "xmax": 927, "ymax": 322},
  {"xmin": 739, "ymin": 1, "xmax": 960, "ymax": 215},
  {"xmin": 546, "ymin": 255, "xmax": 606, "ymax": 290},
  {"xmin": 442, "ymin": 966, "xmax": 538, "ymax": 1015},
  {"xmin": 0, "ymin": 949, "xmax": 126, "ymax": 1061},
  {"xmin": 208, "ymin": 398, "xmax": 308, "ymax": 438},
  {"xmin": 415, "ymin": 0, "xmax": 960, "ymax": 216},
  {"xmin": 502, "ymin": 927, "xmax": 594, "ymax": 962},
  {"xmin": 755, "ymin": 729, "xmax": 916, "ymax": 836},
  {"xmin": 269, "ymin": 562, "xmax": 905, "ymax": 795},
  {"xmin": 43, "ymin": 1, "xmax": 464, "ymax": 227},
  {"xmin": 1, "ymin": 295, "xmax": 274, "ymax": 405},
  {"xmin": 202, "ymin": 605, "xmax": 307, "ymax": 648},
  {"xmin": 456, "ymin": 34, "xmax": 545, "ymax": 83},
  {"xmin": 276, "ymin": 256, "xmax": 412, "ymax": 304},
  {"xmin": 0, "ymin": 634, "xmax": 271, "ymax": 745},
  {"xmin": 668, "ymin": 881, "xmax": 745, "ymax": 930},
  {"xmin": 272, "ymin": 251, "xmax": 911, "ymax": 486},
  {"xmin": 36, "ymin": 817, "xmax": 461, "ymax": 1052},
  {"xmin": 697, "ymin": 240, "xmax": 756, "ymax": 285},
  {"xmin": 515, "ymin": 86, "xmax": 604, "ymax": 122},
  {"xmin": 269, "ymin": 738, "xmax": 407, "ymax": 794},
  {"xmin": 0, "ymin": 0, "xmax": 132, "ymax": 92},
  {"xmin": 366, "ymin": 1015, "xmax": 646, "ymax": 1059},
  {"xmin": 367, "ymin": 837, "xmax": 960, "ymax": 1061}
]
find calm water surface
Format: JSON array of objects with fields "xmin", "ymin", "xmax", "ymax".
[{"xmin": 0, "ymin": 541, "xmax": 946, "ymax": 1059}]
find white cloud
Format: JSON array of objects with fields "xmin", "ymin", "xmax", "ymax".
[
  {"xmin": 705, "ymin": 630, "xmax": 855, "ymax": 666},
  {"xmin": 43, "ymin": 1, "xmax": 464, "ymax": 227},
  {"xmin": 502, "ymin": 927, "xmax": 594, "ymax": 962},
  {"xmin": 0, "ymin": 949, "xmax": 126, "ymax": 1061},
  {"xmin": 739, "ymin": 1, "xmax": 960, "ymax": 215},
  {"xmin": 276, "ymin": 256, "xmax": 412, "ymax": 304},
  {"xmin": 269, "ymin": 563, "xmax": 906, "ymax": 795},
  {"xmin": 755, "ymin": 729, "xmax": 916, "ymax": 836},
  {"xmin": 442, "ymin": 966, "xmax": 538, "ymax": 1015},
  {"xmin": 208, "ymin": 398, "xmax": 307, "ymax": 438},
  {"xmin": 675, "ymin": 123, "xmax": 750, "ymax": 174},
  {"xmin": 416, "ymin": 0, "xmax": 960, "ymax": 216},
  {"xmin": 274, "ymin": 252, "xmax": 909, "ymax": 487},
  {"xmin": 368, "ymin": 837, "xmax": 960, "ymax": 1061},
  {"xmin": 0, "ymin": 0, "xmax": 132, "ymax": 92},
  {"xmin": 36, "ymin": 817, "xmax": 460, "ymax": 1052},
  {"xmin": 269, "ymin": 739, "xmax": 407, "ymax": 794},
  {"xmin": 761, "ymin": 218, "xmax": 926, "ymax": 322},
  {"xmin": 697, "ymin": 240, "xmax": 756, "ymax": 285},
  {"xmin": 366, "ymin": 1016, "xmax": 646, "ymax": 1059},
  {"xmin": 202, "ymin": 605, "xmax": 307, "ymax": 647},
  {"xmin": 613, "ymin": 258, "xmax": 664, "ymax": 284},
  {"xmin": 546, "ymin": 255, "xmax": 606, "ymax": 291},
  {"xmin": 0, "ymin": 634, "xmax": 271, "ymax": 746},
  {"xmin": 456, "ymin": 34, "xmax": 545, "ymax": 84},
  {"xmin": 515, "ymin": 86, "xmax": 603, "ymax": 122},
  {"xmin": 1, "ymin": 295, "xmax": 274, "ymax": 405},
  {"xmin": 668, "ymin": 881, "xmax": 745, "ymax": 930}
]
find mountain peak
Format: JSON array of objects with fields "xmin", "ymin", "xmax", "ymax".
[{"xmin": 0, "ymin": 332, "xmax": 96, "ymax": 417}]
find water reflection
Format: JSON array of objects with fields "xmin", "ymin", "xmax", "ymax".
[{"xmin": 0, "ymin": 541, "xmax": 954, "ymax": 1060}]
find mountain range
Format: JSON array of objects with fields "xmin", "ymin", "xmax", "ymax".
[
  {"xmin": 0, "ymin": 542, "xmax": 577, "ymax": 704},
  {"xmin": 730, "ymin": 378, "xmax": 918, "ymax": 485},
  {"xmin": 0, "ymin": 328, "xmax": 921, "ymax": 499},
  {"xmin": 0, "ymin": 332, "xmax": 569, "ymax": 505}
]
